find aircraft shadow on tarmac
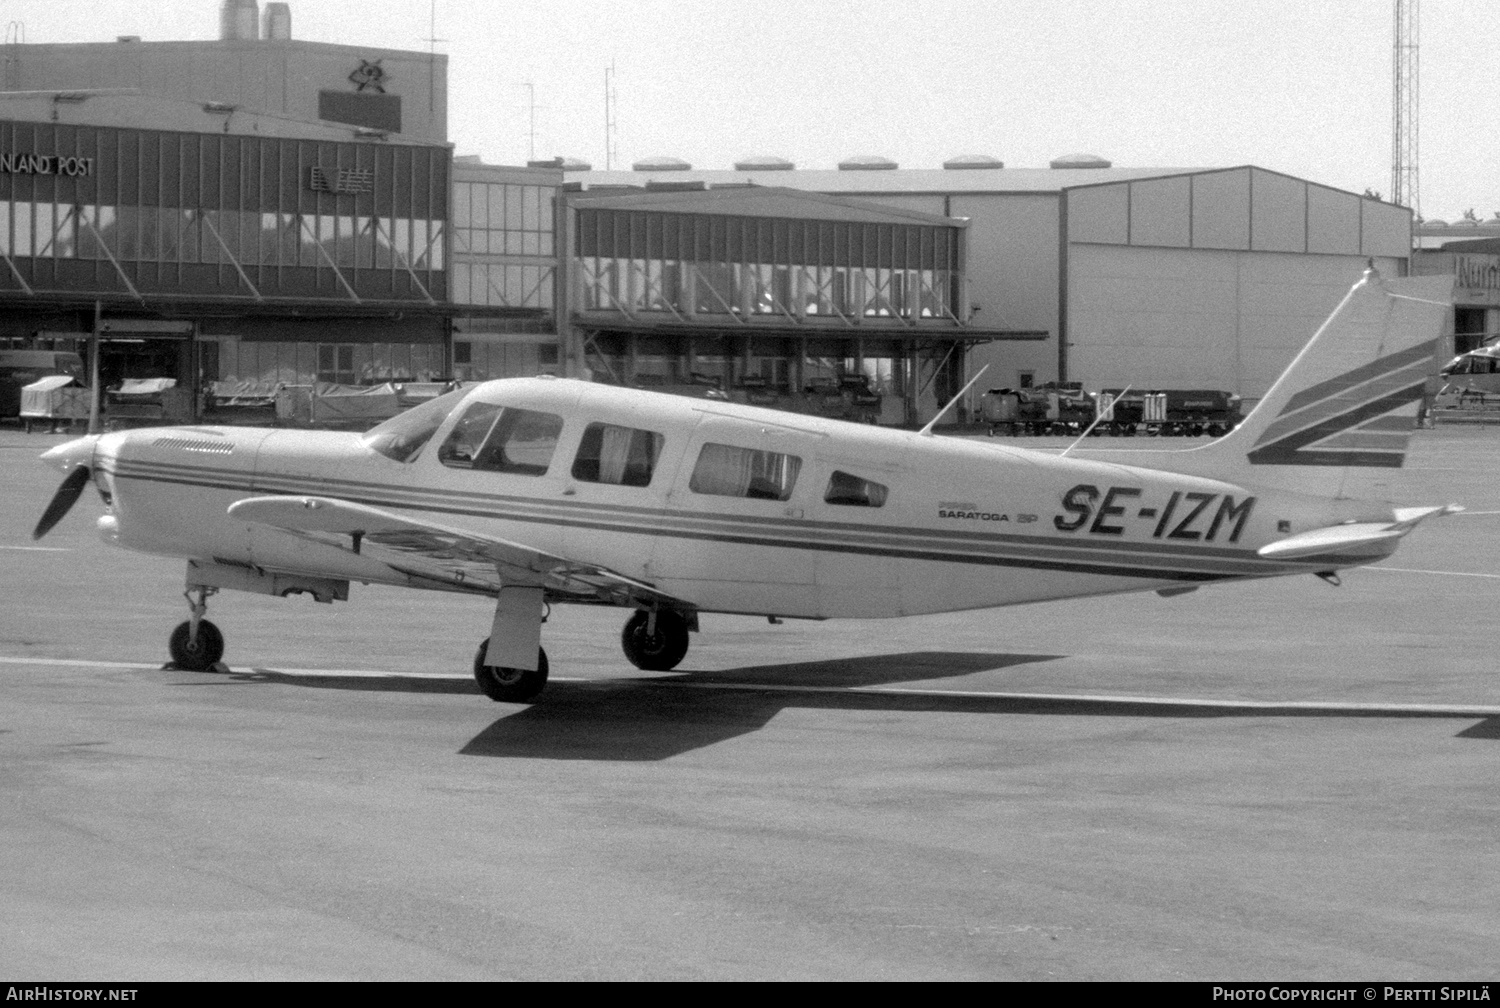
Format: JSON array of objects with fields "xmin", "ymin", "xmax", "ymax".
[{"xmin": 208, "ymin": 652, "xmax": 1500, "ymax": 761}]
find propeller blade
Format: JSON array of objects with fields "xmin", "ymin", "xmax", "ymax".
[{"xmin": 33, "ymin": 466, "xmax": 92, "ymax": 540}]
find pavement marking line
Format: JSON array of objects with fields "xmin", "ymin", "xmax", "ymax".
[
  {"xmin": 652, "ymin": 680, "xmax": 1500, "ymax": 716},
  {"xmin": 3, "ymin": 655, "xmax": 1496, "ymax": 716},
  {"xmin": 0, "ymin": 656, "xmax": 162, "ymax": 670},
  {"xmin": 0, "ymin": 655, "xmax": 581, "ymax": 681},
  {"xmin": 1454, "ymin": 510, "xmax": 1500, "ymax": 515},
  {"xmin": 0, "ymin": 546, "xmax": 71, "ymax": 552},
  {"xmin": 1367, "ymin": 566, "xmax": 1500, "ymax": 579}
]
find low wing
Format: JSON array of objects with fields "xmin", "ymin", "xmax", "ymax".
[
  {"xmin": 1257, "ymin": 504, "xmax": 1464, "ymax": 561},
  {"xmin": 227, "ymin": 494, "xmax": 688, "ymax": 609}
]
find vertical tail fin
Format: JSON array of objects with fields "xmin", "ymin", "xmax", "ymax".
[
  {"xmin": 1228, "ymin": 269, "xmax": 1449, "ymax": 463},
  {"xmin": 1079, "ymin": 269, "xmax": 1454, "ymax": 501}
]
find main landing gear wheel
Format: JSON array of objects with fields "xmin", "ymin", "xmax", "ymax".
[
  {"xmin": 168, "ymin": 619, "xmax": 225, "ymax": 671},
  {"xmin": 473, "ymin": 640, "xmax": 549, "ymax": 703},
  {"xmin": 168, "ymin": 585, "xmax": 225, "ymax": 671},
  {"xmin": 621, "ymin": 610, "xmax": 690, "ymax": 672}
]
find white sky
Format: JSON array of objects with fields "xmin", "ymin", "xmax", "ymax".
[{"xmin": 7, "ymin": 0, "xmax": 1498, "ymax": 222}]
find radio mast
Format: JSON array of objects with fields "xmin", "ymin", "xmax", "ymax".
[
  {"xmin": 604, "ymin": 61, "xmax": 619, "ymax": 171},
  {"xmin": 523, "ymin": 82, "xmax": 537, "ymax": 162},
  {"xmin": 1391, "ymin": 0, "xmax": 1420, "ymax": 215}
]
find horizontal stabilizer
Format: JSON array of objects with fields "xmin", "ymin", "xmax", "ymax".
[
  {"xmin": 1391, "ymin": 504, "xmax": 1466, "ymax": 528},
  {"xmin": 1256, "ymin": 504, "xmax": 1463, "ymax": 560},
  {"xmin": 1256, "ymin": 523, "xmax": 1405, "ymax": 560}
]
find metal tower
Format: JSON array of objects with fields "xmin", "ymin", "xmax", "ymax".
[
  {"xmin": 1392, "ymin": 0, "xmax": 1420, "ymax": 214},
  {"xmin": 604, "ymin": 61, "xmax": 619, "ymax": 171}
]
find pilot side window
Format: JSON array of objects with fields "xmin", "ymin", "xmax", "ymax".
[
  {"xmin": 689, "ymin": 443, "xmax": 802, "ymax": 501},
  {"xmin": 437, "ymin": 403, "xmax": 564, "ymax": 475},
  {"xmin": 824, "ymin": 470, "xmax": 888, "ymax": 507},
  {"xmin": 572, "ymin": 423, "xmax": 664, "ymax": 487}
]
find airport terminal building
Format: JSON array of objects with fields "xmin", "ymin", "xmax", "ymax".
[
  {"xmin": 0, "ymin": 91, "xmax": 451, "ymax": 396},
  {"xmin": 0, "ymin": 11, "xmax": 458, "ymax": 421}
]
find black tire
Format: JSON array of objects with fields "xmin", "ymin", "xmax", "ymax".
[
  {"xmin": 621, "ymin": 610, "xmax": 691, "ymax": 671},
  {"xmin": 169, "ymin": 619, "xmax": 225, "ymax": 671},
  {"xmin": 473, "ymin": 640, "xmax": 549, "ymax": 703}
]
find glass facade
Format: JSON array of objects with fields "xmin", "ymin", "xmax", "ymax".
[
  {"xmin": 568, "ymin": 197, "xmax": 975, "ymax": 425},
  {"xmin": 205, "ymin": 338, "xmax": 444, "ymax": 385},
  {"xmin": 452, "ymin": 317, "xmax": 560, "ymax": 382},
  {"xmin": 449, "ymin": 180, "xmax": 555, "ymax": 309},
  {"xmin": 0, "ymin": 121, "xmax": 449, "ymax": 303},
  {"xmin": 575, "ymin": 210, "xmax": 962, "ymax": 321},
  {"xmin": 0, "ymin": 203, "xmax": 443, "ymax": 271}
]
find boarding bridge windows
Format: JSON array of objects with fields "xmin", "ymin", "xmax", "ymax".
[
  {"xmin": 438, "ymin": 403, "xmax": 563, "ymax": 475},
  {"xmin": 571, "ymin": 423, "xmax": 665, "ymax": 487},
  {"xmin": 689, "ymin": 443, "xmax": 802, "ymax": 501},
  {"xmin": 824, "ymin": 471, "xmax": 888, "ymax": 508}
]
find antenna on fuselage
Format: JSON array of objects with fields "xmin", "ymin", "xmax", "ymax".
[
  {"xmin": 917, "ymin": 365, "xmax": 988, "ymax": 438},
  {"xmin": 1058, "ymin": 385, "xmax": 1130, "ymax": 458}
]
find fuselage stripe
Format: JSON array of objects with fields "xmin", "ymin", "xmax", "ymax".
[
  {"xmin": 99, "ymin": 462, "xmax": 1331, "ymax": 582},
  {"xmin": 104, "ymin": 456, "xmax": 1272, "ymax": 562}
]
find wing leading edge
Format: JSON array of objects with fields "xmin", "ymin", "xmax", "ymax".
[{"xmin": 227, "ymin": 494, "xmax": 689, "ymax": 611}]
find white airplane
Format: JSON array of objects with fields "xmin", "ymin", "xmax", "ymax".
[{"xmin": 33, "ymin": 269, "xmax": 1460, "ymax": 703}]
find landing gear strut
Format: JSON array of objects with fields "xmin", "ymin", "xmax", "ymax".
[
  {"xmin": 621, "ymin": 609, "xmax": 691, "ymax": 671},
  {"xmin": 473, "ymin": 641, "xmax": 549, "ymax": 703},
  {"xmin": 169, "ymin": 586, "xmax": 225, "ymax": 671}
]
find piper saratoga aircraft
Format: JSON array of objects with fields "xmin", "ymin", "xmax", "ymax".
[{"xmin": 34, "ymin": 269, "xmax": 1459, "ymax": 702}]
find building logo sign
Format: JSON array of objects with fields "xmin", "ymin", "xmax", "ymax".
[
  {"xmin": 349, "ymin": 59, "xmax": 387, "ymax": 93},
  {"xmin": 308, "ymin": 166, "xmax": 374, "ymax": 194},
  {"xmin": 0, "ymin": 153, "xmax": 95, "ymax": 176}
]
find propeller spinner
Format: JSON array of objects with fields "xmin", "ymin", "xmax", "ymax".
[{"xmin": 33, "ymin": 435, "xmax": 100, "ymax": 540}]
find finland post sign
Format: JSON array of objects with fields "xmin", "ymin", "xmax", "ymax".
[{"xmin": 0, "ymin": 153, "xmax": 96, "ymax": 176}]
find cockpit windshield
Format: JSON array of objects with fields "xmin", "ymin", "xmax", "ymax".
[{"xmin": 361, "ymin": 387, "xmax": 471, "ymax": 462}]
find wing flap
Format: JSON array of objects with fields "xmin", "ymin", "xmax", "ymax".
[{"xmin": 227, "ymin": 495, "xmax": 683, "ymax": 608}]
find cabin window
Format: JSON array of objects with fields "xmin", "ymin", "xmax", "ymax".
[
  {"xmin": 361, "ymin": 387, "xmax": 470, "ymax": 462},
  {"xmin": 438, "ymin": 403, "xmax": 563, "ymax": 475},
  {"xmin": 824, "ymin": 470, "xmax": 888, "ymax": 507},
  {"xmin": 571, "ymin": 423, "xmax": 664, "ymax": 487},
  {"xmin": 688, "ymin": 443, "xmax": 802, "ymax": 501}
]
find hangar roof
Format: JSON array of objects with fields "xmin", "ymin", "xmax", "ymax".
[
  {"xmin": 565, "ymin": 166, "xmax": 1217, "ymax": 195},
  {"xmin": 566, "ymin": 184, "xmax": 965, "ymax": 227}
]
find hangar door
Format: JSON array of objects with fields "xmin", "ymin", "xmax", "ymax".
[
  {"xmin": 1065, "ymin": 244, "xmax": 1406, "ymax": 399},
  {"xmin": 1063, "ymin": 168, "xmax": 1412, "ymax": 401}
]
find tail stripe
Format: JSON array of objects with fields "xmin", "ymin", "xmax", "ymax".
[
  {"xmin": 1282, "ymin": 339, "xmax": 1438, "ymax": 413},
  {"xmin": 1315, "ymin": 431, "xmax": 1412, "ymax": 452},
  {"xmin": 1255, "ymin": 357, "xmax": 1434, "ymax": 445},
  {"xmin": 1247, "ymin": 383, "xmax": 1425, "ymax": 467}
]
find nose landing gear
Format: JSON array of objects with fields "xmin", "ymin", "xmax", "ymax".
[
  {"xmin": 621, "ymin": 609, "xmax": 691, "ymax": 671},
  {"xmin": 168, "ymin": 586, "xmax": 226, "ymax": 672}
]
